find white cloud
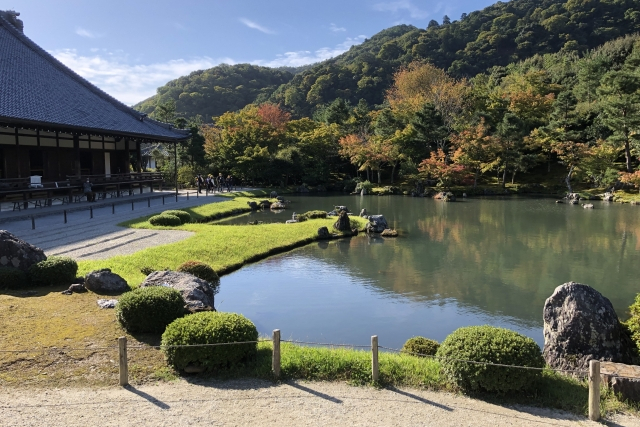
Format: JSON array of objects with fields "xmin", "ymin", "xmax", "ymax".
[
  {"xmin": 239, "ymin": 18, "xmax": 275, "ymax": 34},
  {"xmin": 49, "ymin": 35, "xmax": 366, "ymax": 105},
  {"xmin": 51, "ymin": 49, "xmax": 228, "ymax": 105},
  {"xmin": 253, "ymin": 36, "xmax": 366, "ymax": 68},
  {"xmin": 75, "ymin": 27, "xmax": 104, "ymax": 39},
  {"xmin": 373, "ymin": 1, "xmax": 429, "ymax": 19},
  {"xmin": 329, "ymin": 23, "xmax": 346, "ymax": 32}
]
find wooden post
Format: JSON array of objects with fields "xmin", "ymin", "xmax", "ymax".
[
  {"xmin": 589, "ymin": 360, "xmax": 600, "ymax": 421},
  {"xmin": 371, "ymin": 335, "xmax": 379, "ymax": 382},
  {"xmin": 64, "ymin": 210, "xmax": 67, "ymax": 224},
  {"xmin": 112, "ymin": 203, "xmax": 115, "ymax": 214},
  {"xmin": 118, "ymin": 336, "xmax": 128, "ymax": 386},
  {"xmin": 147, "ymin": 197, "xmax": 150, "ymax": 208},
  {"xmin": 272, "ymin": 329, "xmax": 281, "ymax": 378},
  {"xmin": 90, "ymin": 206, "xmax": 93, "ymax": 219},
  {"xmin": 31, "ymin": 216, "xmax": 35, "ymax": 230}
]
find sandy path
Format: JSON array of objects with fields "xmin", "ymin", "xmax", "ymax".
[{"xmin": 0, "ymin": 379, "xmax": 637, "ymax": 427}]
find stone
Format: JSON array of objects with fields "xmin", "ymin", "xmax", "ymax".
[
  {"xmin": 0, "ymin": 230, "xmax": 46, "ymax": 272},
  {"xmin": 569, "ymin": 199, "xmax": 579, "ymax": 205},
  {"xmin": 334, "ymin": 205, "xmax": 349, "ymax": 213},
  {"xmin": 296, "ymin": 185, "xmax": 310, "ymax": 193},
  {"xmin": 543, "ymin": 282, "xmax": 630, "ymax": 371},
  {"xmin": 247, "ymin": 201, "xmax": 259, "ymax": 210},
  {"xmin": 258, "ymin": 200, "xmax": 271, "ymax": 208},
  {"xmin": 317, "ymin": 226, "xmax": 330, "ymax": 239},
  {"xmin": 361, "ymin": 188, "xmax": 367, "ymax": 196},
  {"xmin": 97, "ymin": 299, "xmax": 118, "ymax": 309},
  {"xmin": 366, "ymin": 215, "xmax": 389, "ymax": 233},
  {"xmin": 276, "ymin": 196, "xmax": 284, "ymax": 202},
  {"xmin": 603, "ymin": 192, "xmax": 615, "ymax": 202},
  {"xmin": 434, "ymin": 192, "xmax": 456, "ymax": 202},
  {"xmin": 380, "ymin": 229, "xmax": 398, "ymax": 237},
  {"xmin": 556, "ymin": 200, "xmax": 564, "ymax": 204},
  {"xmin": 566, "ymin": 193, "xmax": 580, "ymax": 202},
  {"xmin": 582, "ymin": 203, "xmax": 594, "ymax": 209},
  {"xmin": 285, "ymin": 220, "xmax": 298, "ymax": 224},
  {"xmin": 140, "ymin": 270, "xmax": 215, "ymax": 313},
  {"xmin": 184, "ymin": 365, "xmax": 205, "ymax": 373},
  {"xmin": 270, "ymin": 191, "xmax": 278, "ymax": 198},
  {"xmin": 360, "ymin": 209, "xmax": 367, "ymax": 217},
  {"xmin": 84, "ymin": 269, "xmax": 129, "ymax": 295},
  {"xmin": 601, "ymin": 362, "xmax": 640, "ymax": 402},
  {"xmin": 270, "ymin": 201, "xmax": 286, "ymax": 210},
  {"xmin": 333, "ymin": 211, "xmax": 351, "ymax": 232},
  {"xmin": 68, "ymin": 283, "xmax": 86, "ymax": 293}
]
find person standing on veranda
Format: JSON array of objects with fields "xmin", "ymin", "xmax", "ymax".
[{"xmin": 83, "ymin": 178, "xmax": 95, "ymax": 202}]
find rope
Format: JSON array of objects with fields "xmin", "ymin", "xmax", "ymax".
[
  {"xmin": 0, "ymin": 347, "xmax": 117, "ymax": 354},
  {"xmin": 281, "ymin": 340, "xmax": 370, "ymax": 348},
  {"xmin": 128, "ymin": 341, "xmax": 261, "ymax": 350},
  {"xmin": 378, "ymin": 346, "xmax": 589, "ymax": 375}
]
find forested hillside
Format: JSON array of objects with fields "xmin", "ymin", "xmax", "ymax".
[
  {"xmin": 271, "ymin": 0, "xmax": 640, "ymax": 117},
  {"xmin": 135, "ymin": 64, "xmax": 294, "ymax": 120}
]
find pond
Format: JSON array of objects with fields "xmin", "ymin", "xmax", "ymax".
[{"xmin": 216, "ymin": 194, "xmax": 640, "ymax": 349}]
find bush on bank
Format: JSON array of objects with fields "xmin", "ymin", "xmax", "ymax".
[
  {"xmin": 28, "ymin": 256, "xmax": 78, "ymax": 286},
  {"xmin": 116, "ymin": 286, "xmax": 185, "ymax": 333},
  {"xmin": 162, "ymin": 210, "xmax": 191, "ymax": 224},
  {"xmin": 436, "ymin": 325, "xmax": 545, "ymax": 393},
  {"xmin": 176, "ymin": 260, "xmax": 220, "ymax": 290},
  {"xmin": 161, "ymin": 312, "xmax": 258, "ymax": 371},
  {"xmin": 402, "ymin": 337, "xmax": 439, "ymax": 356},
  {"xmin": 0, "ymin": 267, "xmax": 29, "ymax": 289},
  {"xmin": 149, "ymin": 214, "xmax": 182, "ymax": 227}
]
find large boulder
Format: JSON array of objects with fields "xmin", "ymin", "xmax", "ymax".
[
  {"xmin": 84, "ymin": 269, "xmax": 130, "ymax": 295},
  {"xmin": 270, "ymin": 201, "xmax": 286, "ymax": 210},
  {"xmin": 140, "ymin": 270, "xmax": 215, "ymax": 313},
  {"xmin": 247, "ymin": 201, "xmax": 259, "ymax": 210},
  {"xmin": 333, "ymin": 211, "xmax": 351, "ymax": 232},
  {"xmin": 543, "ymin": 282, "xmax": 631, "ymax": 371},
  {"xmin": 366, "ymin": 215, "xmax": 389, "ymax": 233},
  {"xmin": 0, "ymin": 230, "xmax": 46, "ymax": 272},
  {"xmin": 434, "ymin": 191, "xmax": 456, "ymax": 202}
]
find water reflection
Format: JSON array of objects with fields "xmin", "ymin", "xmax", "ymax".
[{"xmin": 217, "ymin": 195, "xmax": 640, "ymax": 348}]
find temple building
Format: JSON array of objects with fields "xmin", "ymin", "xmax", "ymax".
[{"xmin": 0, "ymin": 10, "xmax": 188, "ymax": 208}]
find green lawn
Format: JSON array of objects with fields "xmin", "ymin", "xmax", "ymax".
[{"xmin": 79, "ymin": 196, "xmax": 365, "ymax": 286}]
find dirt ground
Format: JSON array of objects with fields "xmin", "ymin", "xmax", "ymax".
[{"xmin": 0, "ymin": 379, "xmax": 638, "ymax": 427}]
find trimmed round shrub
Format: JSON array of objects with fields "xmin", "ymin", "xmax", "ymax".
[
  {"xmin": 149, "ymin": 214, "xmax": 182, "ymax": 227},
  {"xmin": 0, "ymin": 267, "xmax": 29, "ymax": 289},
  {"xmin": 116, "ymin": 286, "xmax": 185, "ymax": 333},
  {"xmin": 402, "ymin": 336, "xmax": 439, "ymax": 357},
  {"xmin": 436, "ymin": 326, "xmax": 545, "ymax": 393},
  {"xmin": 176, "ymin": 261, "xmax": 219, "ymax": 289},
  {"xmin": 28, "ymin": 256, "xmax": 78, "ymax": 286},
  {"xmin": 297, "ymin": 210, "xmax": 327, "ymax": 222},
  {"xmin": 162, "ymin": 210, "xmax": 191, "ymax": 224},
  {"xmin": 161, "ymin": 312, "xmax": 258, "ymax": 371}
]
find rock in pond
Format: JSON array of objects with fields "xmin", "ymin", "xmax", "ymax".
[
  {"xmin": 434, "ymin": 191, "xmax": 456, "ymax": 202},
  {"xmin": 317, "ymin": 226, "xmax": 330, "ymax": 240},
  {"xmin": 582, "ymin": 203, "xmax": 594, "ymax": 209},
  {"xmin": 0, "ymin": 230, "xmax": 46, "ymax": 272},
  {"xmin": 269, "ymin": 191, "xmax": 278, "ymax": 198},
  {"xmin": 140, "ymin": 270, "xmax": 215, "ymax": 313},
  {"xmin": 334, "ymin": 205, "xmax": 349, "ymax": 213},
  {"xmin": 380, "ymin": 229, "xmax": 398, "ymax": 237},
  {"xmin": 543, "ymin": 282, "xmax": 633, "ymax": 371},
  {"xmin": 247, "ymin": 201, "xmax": 259, "ymax": 210},
  {"xmin": 603, "ymin": 192, "xmax": 615, "ymax": 202},
  {"xmin": 360, "ymin": 209, "xmax": 368, "ymax": 217},
  {"xmin": 270, "ymin": 201, "xmax": 286, "ymax": 210},
  {"xmin": 84, "ymin": 269, "xmax": 130, "ymax": 295},
  {"xmin": 333, "ymin": 211, "xmax": 351, "ymax": 232},
  {"xmin": 366, "ymin": 215, "xmax": 389, "ymax": 233}
]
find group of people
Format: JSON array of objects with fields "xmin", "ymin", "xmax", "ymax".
[{"xmin": 195, "ymin": 173, "xmax": 235, "ymax": 193}]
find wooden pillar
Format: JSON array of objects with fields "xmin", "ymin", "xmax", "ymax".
[
  {"xmin": 73, "ymin": 134, "xmax": 81, "ymax": 176},
  {"xmin": 56, "ymin": 131, "xmax": 61, "ymax": 179},
  {"xmin": 371, "ymin": 335, "xmax": 379, "ymax": 382},
  {"xmin": 15, "ymin": 127, "xmax": 21, "ymax": 177},
  {"xmin": 272, "ymin": 329, "xmax": 281, "ymax": 378},
  {"xmin": 135, "ymin": 140, "xmax": 142, "ymax": 173},
  {"xmin": 589, "ymin": 360, "xmax": 601, "ymax": 421}
]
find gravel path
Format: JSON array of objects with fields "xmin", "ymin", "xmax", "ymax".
[
  {"xmin": 0, "ymin": 379, "xmax": 637, "ymax": 427},
  {"xmin": 2, "ymin": 193, "xmax": 225, "ymax": 259}
]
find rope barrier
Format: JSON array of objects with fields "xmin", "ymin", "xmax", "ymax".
[
  {"xmin": 281, "ymin": 340, "xmax": 370, "ymax": 348},
  {"xmin": 127, "ymin": 341, "xmax": 261, "ymax": 350},
  {"xmin": 0, "ymin": 346, "xmax": 117, "ymax": 354},
  {"xmin": 378, "ymin": 346, "xmax": 589, "ymax": 375}
]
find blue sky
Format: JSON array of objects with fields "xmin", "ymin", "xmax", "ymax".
[{"xmin": 4, "ymin": 0, "xmax": 496, "ymax": 105}]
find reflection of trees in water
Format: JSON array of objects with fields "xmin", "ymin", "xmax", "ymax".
[{"xmin": 299, "ymin": 198, "xmax": 640, "ymax": 325}]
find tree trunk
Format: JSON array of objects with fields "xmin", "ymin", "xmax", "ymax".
[
  {"xmin": 511, "ymin": 170, "xmax": 516, "ymax": 185},
  {"xmin": 547, "ymin": 153, "xmax": 551, "ymax": 173},
  {"xmin": 565, "ymin": 165, "xmax": 574, "ymax": 193},
  {"xmin": 502, "ymin": 162, "xmax": 508, "ymax": 189},
  {"xmin": 377, "ymin": 168, "xmax": 382, "ymax": 184},
  {"xmin": 473, "ymin": 170, "xmax": 478, "ymax": 188},
  {"xmin": 390, "ymin": 163, "xmax": 396, "ymax": 184},
  {"xmin": 625, "ymin": 139, "xmax": 632, "ymax": 173}
]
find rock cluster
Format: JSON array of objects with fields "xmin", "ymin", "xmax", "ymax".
[
  {"xmin": 140, "ymin": 270, "xmax": 215, "ymax": 313},
  {"xmin": 0, "ymin": 230, "xmax": 46, "ymax": 272},
  {"xmin": 84, "ymin": 269, "xmax": 129, "ymax": 295},
  {"xmin": 366, "ymin": 215, "xmax": 388, "ymax": 233},
  {"xmin": 333, "ymin": 211, "xmax": 351, "ymax": 232}
]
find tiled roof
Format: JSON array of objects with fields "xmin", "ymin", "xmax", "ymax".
[{"xmin": 0, "ymin": 14, "xmax": 189, "ymax": 141}]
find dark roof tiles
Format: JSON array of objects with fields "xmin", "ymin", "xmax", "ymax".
[{"xmin": 0, "ymin": 14, "xmax": 189, "ymax": 141}]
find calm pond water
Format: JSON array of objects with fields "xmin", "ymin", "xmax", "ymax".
[{"xmin": 216, "ymin": 195, "xmax": 640, "ymax": 349}]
